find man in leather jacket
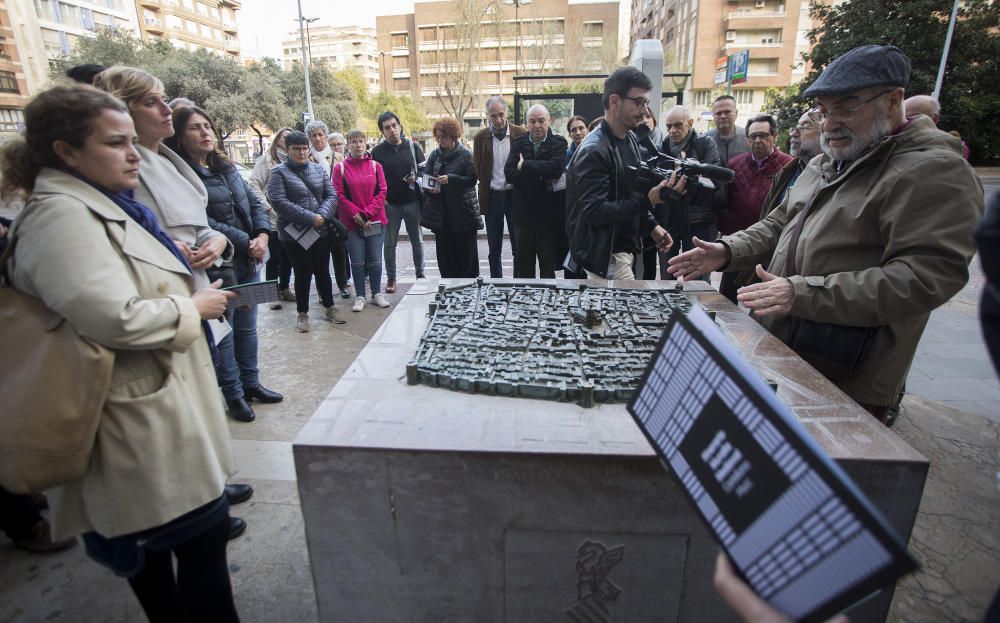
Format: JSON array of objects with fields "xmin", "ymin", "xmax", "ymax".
[{"xmin": 565, "ymin": 66, "xmax": 680, "ymax": 280}]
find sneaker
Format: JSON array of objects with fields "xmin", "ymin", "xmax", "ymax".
[
  {"xmin": 372, "ymin": 293, "xmax": 390, "ymax": 308},
  {"xmin": 416, "ymin": 272, "xmax": 426, "ymax": 279},
  {"xmin": 385, "ymin": 278, "xmax": 397, "ymax": 294},
  {"xmin": 325, "ymin": 305, "xmax": 346, "ymax": 324},
  {"xmin": 280, "ymin": 288, "xmax": 296, "ymax": 302},
  {"xmin": 269, "ymin": 301, "xmax": 283, "ymax": 310},
  {"xmin": 296, "ymin": 313, "xmax": 309, "ymax": 333},
  {"xmin": 352, "ymin": 297, "xmax": 366, "ymax": 312},
  {"xmin": 339, "ymin": 287, "xmax": 351, "ymax": 299}
]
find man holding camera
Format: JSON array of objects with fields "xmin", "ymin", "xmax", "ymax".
[
  {"xmin": 565, "ymin": 66, "xmax": 679, "ymax": 280},
  {"xmin": 667, "ymin": 45, "xmax": 984, "ymax": 423},
  {"xmin": 372, "ymin": 111, "xmax": 427, "ymax": 293},
  {"xmin": 659, "ymin": 105, "xmax": 723, "ymax": 281}
]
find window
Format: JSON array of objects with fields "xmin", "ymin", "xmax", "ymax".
[
  {"xmin": 694, "ymin": 90, "xmax": 710, "ymax": 107},
  {"xmin": 196, "ymin": 1, "xmax": 207, "ymax": 15},
  {"xmin": 583, "ymin": 22, "xmax": 603, "ymax": 38},
  {"xmin": 186, "ymin": 19, "xmax": 197, "ymax": 33},
  {"xmin": 391, "ymin": 32, "xmax": 408, "ymax": 48},
  {"xmin": 420, "ymin": 27, "xmax": 436, "ymax": 42},
  {"xmin": 0, "ymin": 71, "xmax": 18, "ymax": 93},
  {"xmin": 393, "ymin": 77, "xmax": 410, "ymax": 90},
  {"xmin": 0, "ymin": 108, "xmax": 24, "ymax": 132},
  {"xmin": 34, "ymin": 0, "xmax": 55, "ymax": 21},
  {"xmin": 734, "ymin": 89, "xmax": 754, "ymax": 105},
  {"xmin": 392, "ymin": 55, "xmax": 408, "ymax": 70},
  {"xmin": 166, "ymin": 14, "xmax": 182, "ymax": 29}
]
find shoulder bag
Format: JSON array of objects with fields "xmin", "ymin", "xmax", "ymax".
[{"xmin": 0, "ymin": 226, "xmax": 115, "ymax": 493}]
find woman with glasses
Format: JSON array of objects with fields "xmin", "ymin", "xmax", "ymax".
[{"xmin": 267, "ymin": 132, "xmax": 346, "ymax": 333}]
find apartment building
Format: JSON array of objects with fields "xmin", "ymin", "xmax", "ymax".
[
  {"xmin": 281, "ymin": 24, "xmax": 379, "ymax": 94},
  {"xmin": 631, "ymin": 0, "xmax": 814, "ymax": 127},
  {"xmin": 134, "ymin": 0, "xmax": 241, "ymax": 58},
  {"xmin": 0, "ymin": 0, "xmax": 30, "ymax": 133},
  {"xmin": 377, "ymin": 0, "xmax": 619, "ymax": 128},
  {"xmin": 7, "ymin": 0, "xmax": 139, "ymax": 93}
]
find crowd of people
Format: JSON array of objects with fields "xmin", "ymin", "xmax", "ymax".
[{"xmin": 0, "ymin": 41, "xmax": 992, "ymax": 622}]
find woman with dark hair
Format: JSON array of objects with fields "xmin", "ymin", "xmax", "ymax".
[
  {"xmin": 167, "ymin": 105, "xmax": 284, "ymax": 421},
  {"xmin": 421, "ymin": 117, "xmax": 481, "ymax": 277},
  {"xmin": 566, "ymin": 115, "xmax": 589, "ymax": 160},
  {"xmin": 250, "ymin": 127, "xmax": 295, "ymax": 308},
  {"xmin": 3, "ymin": 84, "xmax": 239, "ymax": 621},
  {"xmin": 266, "ymin": 131, "xmax": 344, "ymax": 332},
  {"xmin": 332, "ymin": 129, "xmax": 389, "ymax": 312}
]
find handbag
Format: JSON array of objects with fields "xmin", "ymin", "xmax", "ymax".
[{"xmin": 0, "ymin": 231, "xmax": 115, "ymax": 493}]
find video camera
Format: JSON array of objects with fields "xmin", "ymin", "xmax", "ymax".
[{"xmin": 629, "ymin": 124, "xmax": 735, "ymax": 204}]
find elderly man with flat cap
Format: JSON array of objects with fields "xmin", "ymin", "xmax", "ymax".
[{"xmin": 668, "ymin": 45, "xmax": 984, "ymax": 425}]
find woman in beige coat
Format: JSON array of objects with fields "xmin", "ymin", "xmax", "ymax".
[{"xmin": 3, "ymin": 85, "xmax": 240, "ymax": 621}]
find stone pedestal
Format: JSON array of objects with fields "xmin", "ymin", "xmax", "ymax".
[{"xmin": 294, "ymin": 279, "xmax": 928, "ymax": 622}]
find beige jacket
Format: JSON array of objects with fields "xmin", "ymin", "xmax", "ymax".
[
  {"xmin": 10, "ymin": 169, "xmax": 234, "ymax": 539},
  {"xmin": 723, "ymin": 116, "xmax": 984, "ymax": 406}
]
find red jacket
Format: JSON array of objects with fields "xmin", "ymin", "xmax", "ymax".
[
  {"xmin": 332, "ymin": 153, "xmax": 388, "ymax": 231},
  {"xmin": 719, "ymin": 149, "xmax": 793, "ymax": 235}
]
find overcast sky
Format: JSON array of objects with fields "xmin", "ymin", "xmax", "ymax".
[{"xmin": 238, "ymin": 0, "xmax": 620, "ymax": 60}]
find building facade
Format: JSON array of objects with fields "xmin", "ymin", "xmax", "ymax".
[
  {"xmin": 7, "ymin": 0, "xmax": 139, "ymax": 94},
  {"xmin": 0, "ymin": 0, "xmax": 30, "ymax": 134},
  {"xmin": 134, "ymin": 0, "xmax": 240, "ymax": 58},
  {"xmin": 377, "ymin": 0, "xmax": 619, "ymax": 130},
  {"xmin": 281, "ymin": 24, "xmax": 379, "ymax": 94},
  {"xmin": 631, "ymin": 0, "xmax": 814, "ymax": 129}
]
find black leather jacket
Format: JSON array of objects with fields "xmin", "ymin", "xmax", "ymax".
[{"xmin": 565, "ymin": 121, "xmax": 663, "ymax": 278}]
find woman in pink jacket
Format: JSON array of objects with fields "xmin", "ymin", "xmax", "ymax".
[{"xmin": 332, "ymin": 129, "xmax": 389, "ymax": 312}]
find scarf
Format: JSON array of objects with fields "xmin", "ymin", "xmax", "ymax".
[{"xmin": 491, "ymin": 124, "xmax": 508, "ymax": 142}]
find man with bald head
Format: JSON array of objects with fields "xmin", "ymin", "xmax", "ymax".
[
  {"xmin": 503, "ymin": 104, "xmax": 569, "ymax": 277},
  {"xmin": 905, "ymin": 94, "xmax": 970, "ymax": 160},
  {"xmin": 658, "ymin": 104, "xmax": 722, "ymax": 280}
]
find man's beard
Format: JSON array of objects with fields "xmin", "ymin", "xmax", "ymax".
[
  {"xmin": 821, "ymin": 103, "xmax": 891, "ymax": 161},
  {"xmin": 792, "ymin": 136, "xmax": 820, "ymax": 160}
]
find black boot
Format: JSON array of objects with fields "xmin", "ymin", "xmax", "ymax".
[
  {"xmin": 226, "ymin": 397, "xmax": 255, "ymax": 422},
  {"xmin": 244, "ymin": 385, "xmax": 283, "ymax": 404},
  {"xmin": 224, "ymin": 483, "xmax": 254, "ymax": 505},
  {"xmin": 228, "ymin": 517, "xmax": 246, "ymax": 540}
]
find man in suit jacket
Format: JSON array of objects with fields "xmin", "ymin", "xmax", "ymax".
[{"xmin": 473, "ymin": 96, "xmax": 527, "ymax": 278}]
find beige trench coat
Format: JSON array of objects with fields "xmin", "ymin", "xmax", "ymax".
[
  {"xmin": 722, "ymin": 116, "xmax": 984, "ymax": 406},
  {"xmin": 10, "ymin": 168, "xmax": 234, "ymax": 540}
]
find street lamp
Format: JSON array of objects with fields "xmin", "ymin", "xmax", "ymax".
[
  {"xmin": 302, "ymin": 17, "xmax": 319, "ymax": 66},
  {"xmin": 295, "ymin": 0, "xmax": 313, "ymax": 121},
  {"xmin": 502, "ymin": 0, "xmax": 532, "ymax": 76}
]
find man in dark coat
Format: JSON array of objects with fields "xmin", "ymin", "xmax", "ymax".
[
  {"xmin": 659, "ymin": 104, "xmax": 722, "ymax": 282},
  {"xmin": 503, "ymin": 104, "xmax": 568, "ymax": 278}
]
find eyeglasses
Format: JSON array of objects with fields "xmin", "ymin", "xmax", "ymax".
[
  {"xmin": 748, "ymin": 133, "xmax": 773, "ymax": 141},
  {"xmin": 621, "ymin": 95, "xmax": 652, "ymax": 109},
  {"xmin": 807, "ymin": 89, "xmax": 893, "ymax": 123}
]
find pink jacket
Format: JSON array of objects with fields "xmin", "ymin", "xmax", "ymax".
[{"xmin": 332, "ymin": 153, "xmax": 388, "ymax": 231}]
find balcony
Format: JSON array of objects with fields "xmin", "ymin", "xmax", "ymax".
[
  {"xmin": 722, "ymin": 42, "xmax": 783, "ymax": 58},
  {"xmin": 139, "ymin": 0, "xmax": 161, "ymax": 7},
  {"xmin": 222, "ymin": 19, "xmax": 237, "ymax": 33},
  {"xmin": 723, "ymin": 11, "xmax": 787, "ymax": 31},
  {"xmin": 224, "ymin": 38, "xmax": 239, "ymax": 52},
  {"xmin": 144, "ymin": 16, "xmax": 163, "ymax": 32}
]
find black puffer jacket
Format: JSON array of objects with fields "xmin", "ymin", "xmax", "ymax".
[
  {"xmin": 565, "ymin": 121, "xmax": 664, "ymax": 278},
  {"xmin": 190, "ymin": 163, "xmax": 270, "ymax": 258},
  {"xmin": 421, "ymin": 145, "xmax": 480, "ymax": 234},
  {"xmin": 503, "ymin": 130, "xmax": 568, "ymax": 224},
  {"xmin": 266, "ymin": 161, "xmax": 338, "ymax": 242}
]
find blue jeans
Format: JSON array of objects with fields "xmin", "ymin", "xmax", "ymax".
[
  {"xmin": 215, "ymin": 264, "xmax": 260, "ymax": 401},
  {"xmin": 660, "ymin": 222, "xmax": 717, "ymax": 283},
  {"xmin": 384, "ymin": 199, "xmax": 424, "ymax": 279},
  {"xmin": 485, "ymin": 189, "xmax": 517, "ymax": 278},
  {"xmin": 345, "ymin": 229, "xmax": 384, "ymax": 298}
]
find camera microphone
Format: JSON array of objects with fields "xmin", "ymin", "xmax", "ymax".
[{"xmin": 632, "ymin": 124, "xmax": 664, "ymax": 158}]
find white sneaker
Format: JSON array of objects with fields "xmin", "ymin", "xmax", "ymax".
[
  {"xmin": 372, "ymin": 293, "xmax": 390, "ymax": 308},
  {"xmin": 296, "ymin": 313, "xmax": 309, "ymax": 333},
  {"xmin": 352, "ymin": 296, "xmax": 366, "ymax": 312}
]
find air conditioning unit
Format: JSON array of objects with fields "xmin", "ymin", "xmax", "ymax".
[
  {"xmin": 755, "ymin": 0, "xmax": 766, "ymax": 7},
  {"xmin": 725, "ymin": 30, "xmax": 736, "ymax": 42}
]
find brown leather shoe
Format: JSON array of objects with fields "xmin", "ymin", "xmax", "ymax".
[
  {"xmin": 13, "ymin": 519, "xmax": 77, "ymax": 554},
  {"xmin": 385, "ymin": 279, "xmax": 397, "ymax": 294}
]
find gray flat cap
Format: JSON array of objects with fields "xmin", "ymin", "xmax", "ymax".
[{"xmin": 803, "ymin": 45, "xmax": 911, "ymax": 98}]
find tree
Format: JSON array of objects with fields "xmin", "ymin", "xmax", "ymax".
[
  {"xmin": 763, "ymin": 85, "xmax": 808, "ymax": 148},
  {"xmin": 365, "ymin": 92, "xmax": 431, "ymax": 135},
  {"xmin": 434, "ymin": 0, "xmax": 502, "ymax": 122},
  {"xmin": 803, "ymin": 0, "xmax": 999, "ymax": 162}
]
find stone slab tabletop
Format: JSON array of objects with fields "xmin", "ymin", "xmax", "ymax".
[{"xmin": 294, "ymin": 279, "xmax": 927, "ymax": 466}]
